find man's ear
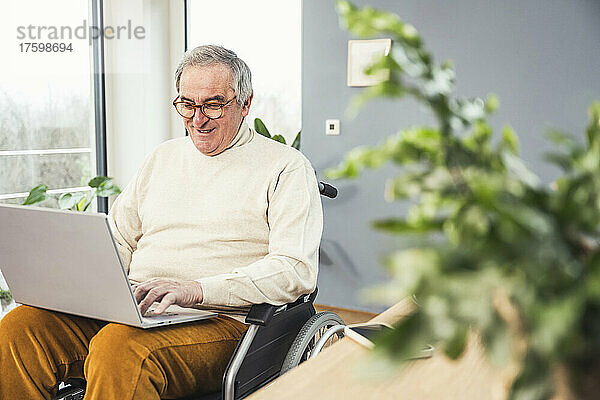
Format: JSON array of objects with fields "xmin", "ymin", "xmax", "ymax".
[{"xmin": 241, "ymin": 92, "xmax": 253, "ymax": 117}]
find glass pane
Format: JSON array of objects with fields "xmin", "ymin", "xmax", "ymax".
[
  {"xmin": 0, "ymin": 0, "xmax": 95, "ymax": 203},
  {"xmin": 0, "ymin": 152, "xmax": 92, "ymax": 194},
  {"xmin": 0, "ymin": 96, "xmax": 91, "ymax": 151},
  {"xmin": 188, "ymin": 0, "xmax": 302, "ymax": 144}
]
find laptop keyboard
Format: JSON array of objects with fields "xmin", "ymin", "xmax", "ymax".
[
  {"xmin": 141, "ymin": 310, "xmax": 181, "ymax": 322},
  {"xmin": 146, "ymin": 310, "xmax": 179, "ymax": 317}
]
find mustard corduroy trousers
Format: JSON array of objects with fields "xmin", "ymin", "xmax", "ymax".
[{"xmin": 0, "ymin": 305, "xmax": 247, "ymax": 400}]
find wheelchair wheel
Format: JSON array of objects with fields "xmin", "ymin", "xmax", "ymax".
[{"xmin": 280, "ymin": 311, "xmax": 345, "ymax": 374}]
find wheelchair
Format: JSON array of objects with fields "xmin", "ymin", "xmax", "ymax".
[{"xmin": 54, "ymin": 182, "xmax": 347, "ymax": 400}]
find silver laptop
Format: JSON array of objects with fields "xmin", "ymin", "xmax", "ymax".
[{"xmin": 0, "ymin": 204, "xmax": 217, "ymax": 328}]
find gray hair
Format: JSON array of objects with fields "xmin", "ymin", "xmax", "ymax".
[{"xmin": 174, "ymin": 45, "xmax": 253, "ymax": 107}]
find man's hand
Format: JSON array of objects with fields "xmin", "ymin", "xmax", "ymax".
[{"xmin": 132, "ymin": 278, "xmax": 204, "ymax": 316}]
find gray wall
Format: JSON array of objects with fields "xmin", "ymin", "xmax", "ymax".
[{"xmin": 303, "ymin": 0, "xmax": 600, "ymax": 312}]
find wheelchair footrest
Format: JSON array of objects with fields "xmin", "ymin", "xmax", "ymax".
[
  {"xmin": 55, "ymin": 380, "xmax": 86, "ymax": 400},
  {"xmin": 55, "ymin": 386, "xmax": 85, "ymax": 400}
]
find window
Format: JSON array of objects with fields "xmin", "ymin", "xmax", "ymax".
[
  {"xmin": 0, "ymin": 0, "xmax": 98, "ymax": 208},
  {"xmin": 187, "ymin": 0, "xmax": 302, "ymax": 144}
]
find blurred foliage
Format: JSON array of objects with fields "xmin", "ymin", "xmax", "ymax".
[
  {"xmin": 328, "ymin": 1, "xmax": 600, "ymax": 399},
  {"xmin": 0, "ymin": 289, "xmax": 11, "ymax": 303},
  {"xmin": 254, "ymin": 117, "xmax": 301, "ymax": 150},
  {"xmin": 22, "ymin": 176, "xmax": 121, "ymax": 212}
]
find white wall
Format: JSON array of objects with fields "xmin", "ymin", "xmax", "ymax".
[{"xmin": 104, "ymin": 0, "xmax": 184, "ymax": 190}]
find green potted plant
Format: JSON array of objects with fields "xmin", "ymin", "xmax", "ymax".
[
  {"xmin": 254, "ymin": 117, "xmax": 301, "ymax": 150},
  {"xmin": 327, "ymin": 2, "xmax": 600, "ymax": 399},
  {"xmin": 22, "ymin": 176, "xmax": 121, "ymax": 211}
]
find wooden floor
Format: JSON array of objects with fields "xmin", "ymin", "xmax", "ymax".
[{"xmin": 314, "ymin": 303, "xmax": 377, "ymax": 325}]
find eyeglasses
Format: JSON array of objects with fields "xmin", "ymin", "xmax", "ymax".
[{"xmin": 172, "ymin": 96, "xmax": 236, "ymax": 120}]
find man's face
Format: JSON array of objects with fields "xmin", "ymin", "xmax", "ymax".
[{"xmin": 178, "ymin": 64, "xmax": 250, "ymax": 156}]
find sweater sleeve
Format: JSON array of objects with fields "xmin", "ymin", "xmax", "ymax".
[{"xmin": 196, "ymin": 159, "xmax": 324, "ymax": 307}]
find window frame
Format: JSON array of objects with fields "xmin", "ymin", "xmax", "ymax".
[{"xmin": 91, "ymin": 0, "xmax": 108, "ymax": 213}]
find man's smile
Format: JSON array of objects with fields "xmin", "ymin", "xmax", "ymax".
[{"xmin": 195, "ymin": 127, "xmax": 215, "ymax": 134}]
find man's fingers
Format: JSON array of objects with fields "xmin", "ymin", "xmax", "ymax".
[
  {"xmin": 129, "ymin": 279, "xmax": 188, "ymax": 315},
  {"xmin": 133, "ymin": 279, "xmax": 171, "ymax": 303},
  {"xmin": 134, "ymin": 284, "xmax": 155, "ymax": 304},
  {"xmin": 133, "ymin": 286, "xmax": 145, "ymax": 303},
  {"xmin": 139, "ymin": 286, "xmax": 168, "ymax": 315},
  {"xmin": 154, "ymin": 293, "xmax": 177, "ymax": 314}
]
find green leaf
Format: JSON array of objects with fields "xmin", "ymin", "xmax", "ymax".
[
  {"xmin": 458, "ymin": 98, "xmax": 486, "ymax": 122},
  {"xmin": 461, "ymin": 205, "xmax": 490, "ymax": 236},
  {"xmin": 58, "ymin": 192, "xmax": 85, "ymax": 210},
  {"xmin": 22, "ymin": 184, "xmax": 48, "ymax": 205},
  {"xmin": 0, "ymin": 289, "xmax": 12, "ymax": 302},
  {"xmin": 372, "ymin": 218, "xmax": 444, "ymax": 234},
  {"xmin": 545, "ymin": 129, "xmax": 579, "ymax": 150},
  {"xmin": 508, "ymin": 351, "xmax": 552, "ymax": 400},
  {"xmin": 291, "ymin": 131, "xmax": 301, "ymax": 150},
  {"xmin": 96, "ymin": 179, "xmax": 121, "ymax": 197},
  {"xmin": 464, "ymin": 121, "xmax": 492, "ymax": 153},
  {"xmin": 543, "ymin": 153, "xmax": 572, "ymax": 172},
  {"xmin": 383, "ymin": 248, "xmax": 440, "ymax": 294},
  {"xmin": 76, "ymin": 196, "xmax": 87, "ymax": 211},
  {"xmin": 57, "ymin": 193, "xmax": 73, "ymax": 209},
  {"xmin": 484, "ymin": 93, "xmax": 499, "ymax": 114},
  {"xmin": 585, "ymin": 253, "xmax": 600, "ymax": 301},
  {"xmin": 270, "ymin": 134, "xmax": 286, "ymax": 144},
  {"xmin": 444, "ymin": 324, "xmax": 468, "ymax": 360},
  {"xmin": 254, "ymin": 118, "xmax": 271, "ymax": 138},
  {"xmin": 500, "ymin": 125, "xmax": 519, "ymax": 155},
  {"xmin": 336, "ymin": 0, "xmax": 422, "ymax": 47},
  {"xmin": 88, "ymin": 176, "xmax": 111, "ymax": 188},
  {"xmin": 501, "ymin": 152, "xmax": 541, "ymax": 188},
  {"xmin": 585, "ymin": 101, "xmax": 600, "ymax": 148},
  {"xmin": 375, "ymin": 311, "xmax": 433, "ymax": 361},
  {"xmin": 483, "ymin": 315, "xmax": 513, "ymax": 367},
  {"xmin": 82, "ymin": 199, "xmax": 93, "ymax": 212},
  {"xmin": 347, "ymin": 83, "xmax": 407, "ymax": 118},
  {"xmin": 530, "ymin": 294, "xmax": 584, "ymax": 358}
]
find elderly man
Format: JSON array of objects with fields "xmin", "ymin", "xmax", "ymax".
[{"xmin": 0, "ymin": 45, "xmax": 323, "ymax": 400}]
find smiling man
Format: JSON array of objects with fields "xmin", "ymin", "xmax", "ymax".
[
  {"xmin": 0, "ymin": 45, "xmax": 323, "ymax": 400},
  {"xmin": 177, "ymin": 63, "xmax": 247, "ymax": 156}
]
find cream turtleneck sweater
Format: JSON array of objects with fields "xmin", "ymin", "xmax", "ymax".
[{"xmin": 108, "ymin": 121, "xmax": 323, "ymax": 313}]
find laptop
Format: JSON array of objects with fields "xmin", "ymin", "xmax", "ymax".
[{"xmin": 0, "ymin": 204, "xmax": 217, "ymax": 328}]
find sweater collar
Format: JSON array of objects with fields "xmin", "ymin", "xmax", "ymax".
[{"xmin": 225, "ymin": 119, "xmax": 253, "ymax": 151}]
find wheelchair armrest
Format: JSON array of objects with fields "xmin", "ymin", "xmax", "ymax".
[
  {"xmin": 244, "ymin": 288, "xmax": 318, "ymax": 326},
  {"xmin": 245, "ymin": 303, "xmax": 277, "ymax": 326}
]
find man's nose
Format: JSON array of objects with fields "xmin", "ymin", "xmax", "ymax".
[{"xmin": 192, "ymin": 108, "xmax": 209, "ymax": 126}]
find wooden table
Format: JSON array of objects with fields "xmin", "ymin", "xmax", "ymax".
[{"xmin": 247, "ymin": 298, "xmax": 510, "ymax": 399}]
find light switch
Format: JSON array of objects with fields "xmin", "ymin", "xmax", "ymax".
[{"xmin": 326, "ymin": 119, "xmax": 340, "ymax": 135}]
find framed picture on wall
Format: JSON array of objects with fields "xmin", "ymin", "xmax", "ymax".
[{"xmin": 347, "ymin": 38, "xmax": 392, "ymax": 87}]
